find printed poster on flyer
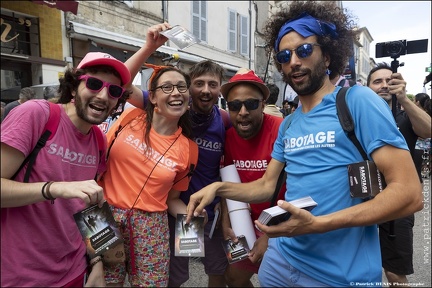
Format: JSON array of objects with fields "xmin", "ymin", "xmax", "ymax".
[{"xmin": 73, "ymin": 202, "xmax": 123, "ymax": 258}]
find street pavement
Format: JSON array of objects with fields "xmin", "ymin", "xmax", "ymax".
[{"xmin": 183, "ymin": 177, "xmax": 432, "ymax": 287}]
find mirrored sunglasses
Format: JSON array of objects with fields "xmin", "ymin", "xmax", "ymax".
[
  {"xmin": 275, "ymin": 43, "xmax": 321, "ymax": 64},
  {"xmin": 78, "ymin": 75, "xmax": 125, "ymax": 99},
  {"xmin": 227, "ymin": 99, "xmax": 262, "ymax": 112}
]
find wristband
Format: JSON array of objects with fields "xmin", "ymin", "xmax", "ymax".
[
  {"xmin": 45, "ymin": 181, "xmax": 55, "ymax": 204},
  {"xmin": 41, "ymin": 182, "xmax": 51, "ymax": 201},
  {"xmin": 89, "ymin": 256, "xmax": 103, "ymax": 269},
  {"xmin": 41, "ymin": 181, "xmax": 55, "ymax": 204}
]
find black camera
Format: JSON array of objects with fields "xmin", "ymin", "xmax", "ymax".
[{"xmin": 376, "ymin": 39, "xmax": 428, "ymax": 59}]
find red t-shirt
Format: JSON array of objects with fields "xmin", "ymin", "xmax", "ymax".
[{"xmin": 224, "ymin": 113, "xmax": 285, "ymax": 221}]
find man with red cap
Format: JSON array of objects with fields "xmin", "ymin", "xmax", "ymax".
[
  {"xmin": 220, "ymin": 68, "xmax": 285, "ymax": 287},
  {"xmin": 1, "ymin": 52, "xmax": 131, "ymax": 287}
]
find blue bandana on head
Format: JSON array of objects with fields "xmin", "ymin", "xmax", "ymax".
[{"xmin": 274, "ymin": 12, "xmax": 338, "ymax": 52}]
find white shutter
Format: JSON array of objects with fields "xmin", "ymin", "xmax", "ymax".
[
  {"xmin": 240, "ymin": 15, "xmax": 248, "ymax": 55},
  {"xmin": 228, "ymin": 9, "xmax": 236, "ymax": 52}
]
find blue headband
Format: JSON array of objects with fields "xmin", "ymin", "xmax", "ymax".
[{"xmin": 274, "ymin": 13, "xmax": 338, "ymax": 51}]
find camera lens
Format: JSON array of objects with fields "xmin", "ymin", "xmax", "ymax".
[{"xmin": 386, "ymin": 41, "xmax": 404, "ymax": 57}]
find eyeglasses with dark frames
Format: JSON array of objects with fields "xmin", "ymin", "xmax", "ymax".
[
  {"xmin": 78, "ymin": 75, "xmax": 125, "ymax": 99},
  {"xmin": 153, "ymin": 83, "xmax": 189, "ymax": 94},
  {"xmin": 275, "ymin": 43, "xmax": 321, "ymax": 64},
  {"xmin": 227, "ymin": 99, "xmax": 262, "ymax": 112}
]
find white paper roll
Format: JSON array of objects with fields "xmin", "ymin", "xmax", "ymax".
[{"xmin": 220, "ymin": 165, "xmax": 257, "ymax": 249}]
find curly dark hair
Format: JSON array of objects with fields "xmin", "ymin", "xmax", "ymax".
[
  {"xmin": 263, "ymin": 0, "xmax": 359, "ymax": 80},
  {"xmin": 57, "ymin": 65, "xmax": 131, "ymax": 116},
  {"xmin": 144, "ymin": 67, "xmax": 192, "ymax": 147}
]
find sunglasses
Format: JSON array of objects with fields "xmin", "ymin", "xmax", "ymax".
[
  {"xmin": 78, "ymin": 75, "xmax": 125, "ymax": 99},
  {"xmin": 227, "ymin": 99, "xmax": 262, "ymax": 112},
  {"xmin": 153, "ymin": 83, "xmax": 189, "ymax": 94},
  {"xmin": 275, "ymin": 43, "xmax": 321, "ymax": 64}
]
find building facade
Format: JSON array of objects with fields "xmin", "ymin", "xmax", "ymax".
[{"xmin": 1, "ymin": 0, "xmax": 374, "ymax": 104}]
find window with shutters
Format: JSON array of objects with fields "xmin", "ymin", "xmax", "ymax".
[
  {"xmin": 192, "ymin": 1, "xmax": 207, "ymax": 42},
  {"xmin": 227, "ymin": 9, "xmax": 249, "ymax": 56}
]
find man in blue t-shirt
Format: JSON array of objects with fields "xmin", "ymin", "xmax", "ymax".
[{"xmin": 186, "ymin": 2, "xmax": 423, "ymax": 287}]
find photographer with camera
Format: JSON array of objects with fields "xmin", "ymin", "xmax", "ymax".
[{"xmin": 367, "ymin": 62, "xmax": 431, "ymax": 287}]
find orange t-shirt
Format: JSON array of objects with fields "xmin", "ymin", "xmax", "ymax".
[{"xmin": 100, "ymin": 108, "xmax": 192, "ymax": 212}]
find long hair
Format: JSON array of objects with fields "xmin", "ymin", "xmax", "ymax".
[
  {"xmin": 144, "ymin": 67, "xmax": 192, "ymax": 147},
  {"xmin": 57, "ymin": 65, "xmax": 130, "ymax": 116},
  {"xmin": 263, "ymin": 0, "xmax": 359, "ymax": 81}
]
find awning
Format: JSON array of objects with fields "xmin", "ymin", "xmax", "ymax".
[
  {"xmin": 68, "ymin": 21, "xmax": 240, "ymax": 72},
  {"xmin": 31, "ymin": 0, "xmax": 79, "ymax": 15}
]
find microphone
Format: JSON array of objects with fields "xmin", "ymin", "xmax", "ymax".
[{"xmin": 162, "ymin": 53, "xmax": 180, "ymax": 62}]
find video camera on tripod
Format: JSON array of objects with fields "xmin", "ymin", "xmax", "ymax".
[{"xmin": 375, "ymin": 38, "xmax": 428, "ymax": 110}]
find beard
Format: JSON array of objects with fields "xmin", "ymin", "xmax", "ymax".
[
  {"xmin": 282, "ymin": 59, "xmax": 327, "ymax": 96},
  {"xmin": 74, "ymin": 93, "xmax": 113, "ymax": 125}
]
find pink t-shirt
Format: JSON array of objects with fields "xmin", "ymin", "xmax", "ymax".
[
  {"xmin": 1, "ymin": 100, "xmax": 107, "ymax": 286},
  {"xmin": 100, "ymin": 108, "xmax": 192, "ymax": 211}
]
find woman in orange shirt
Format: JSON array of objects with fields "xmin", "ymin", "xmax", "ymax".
[{"xmin": 99, "ymin": 66, "xmax": 199, "ymax": 287}]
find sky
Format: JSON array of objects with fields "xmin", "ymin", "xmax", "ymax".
[{"xmin": 342, "ymin": 1, "xmax": 431, "ymax": 95}]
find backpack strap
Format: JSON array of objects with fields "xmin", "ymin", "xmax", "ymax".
[
  {"xmin": 219, "ymin": 108, "xmax": 231, "ymax": 130},
  {"xmin": 91, "ymin": 125, "xmax": 106, "ymax": 180},
  {"xmin": 186, "ymin": 139, "xmax": 199, "ymax": 178},
  {"xmin": 336, "ymin": 87, "xmax": 394, "ymax": 239},
  {"xmin": 13, "ymin": 102, "xmax": 61, "ymax": 182},
  {"xmin": 336, "ymin": 87, "xmax": 368, "ymax": 160},
  {"xmin": 283, "ymin": 113, "xmax": 294, "ymax": 132},
  {"xmin": 269, "ymin": 114, "xmax": 294, "ymax": 207},
  {"xmin": 338, "ymin": 78, "xmax": 346, "ymax": 87},
  {"xmin": 106, "ymin": 108, "xmax": 143, "ymax": 160},
  {"xmin": 92, "ymin": 126, "xmax": 106, "ymax": 162}
]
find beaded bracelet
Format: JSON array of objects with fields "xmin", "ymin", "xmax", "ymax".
[
  {"xmin": 89, "ymin": 256, "xmax": 103, "ymax": 269},
  {"xmin": 41, "ymin": 181, "xmax": 55, "ymax": 204}
]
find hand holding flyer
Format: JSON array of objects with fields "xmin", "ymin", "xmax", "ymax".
[{"xmin": 160, "ymin": 25, "xmax": 200, "ymax": 49}]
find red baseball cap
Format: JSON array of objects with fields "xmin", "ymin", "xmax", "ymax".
[
  {"xmin": 220, "ymin": 68, "xmax": 270, "ymax": 101},
  {"xmin": 77, "ymin": 52, "xmax": 131, "ymax": 85}
]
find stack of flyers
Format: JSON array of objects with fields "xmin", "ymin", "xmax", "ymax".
[{"xmin": 258, "ymin": 196, "xmax": 317, "ymax": 226}]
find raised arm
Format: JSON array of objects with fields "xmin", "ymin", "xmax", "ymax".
[
  {"xmin": 125, "ymin": 22, "xmax": 171, "ymax": 108},
  {"xmin": 390, "ymin": 72, "xmax": 431, "ymax": 138}
]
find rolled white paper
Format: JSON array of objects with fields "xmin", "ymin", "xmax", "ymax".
[{"xmin": 220, "ymin": 165, "xmax": 257, "ymax": 249}]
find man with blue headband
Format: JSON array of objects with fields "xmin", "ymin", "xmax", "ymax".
[{"xmin": 186, "ymin": 1, "xmax": 423, "ymax": 287}]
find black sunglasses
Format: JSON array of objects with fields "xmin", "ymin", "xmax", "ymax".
[
  {"xmin": 227, "ymin": 99, "xmax": 262, "ymax": 112},
  {"xmin": 275, "ymin": 43, "xmax": 321, "ymax": 64},
  {"xmin": 78, "ymin": 75, "xmax": 125, "ymax": 99}
]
